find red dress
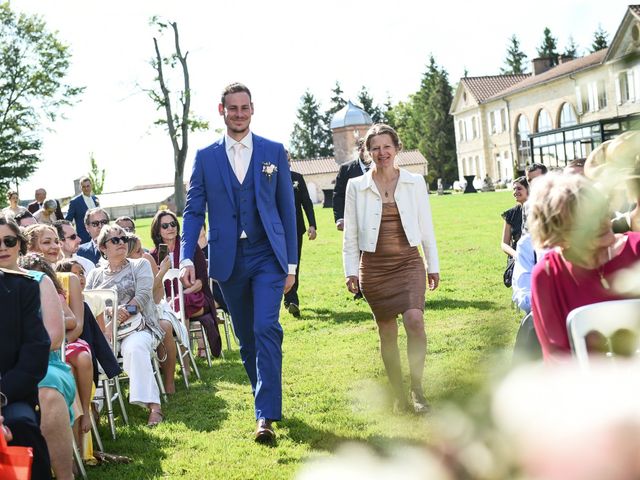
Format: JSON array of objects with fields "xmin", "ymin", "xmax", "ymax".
[{"xmin": 531, "ymin": 232, "xmax": 640, "ymax": 362}]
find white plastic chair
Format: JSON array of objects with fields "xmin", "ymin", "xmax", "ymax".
[
  {"xmin": 567, "ymin": 299, "xmax": 640, "ymax": 368},
  {"xmin": 162, "ymin": 268, "xmax": 201, "ymax": 383},
  {"xmin": 210, "ymin": 278, "xmax": 238, "ymax": 351},
  {"xmin": 83, "ymin": 288, "xmax": 129, "ymax": 439}
]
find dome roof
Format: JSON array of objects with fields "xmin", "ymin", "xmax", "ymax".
[{"xmin": 329, "ymin": 100, "xmax": 373, "ymax": 129}]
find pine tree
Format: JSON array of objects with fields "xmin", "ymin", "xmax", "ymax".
[
  {"xmin": 563, "ymin": 35, "xmax": 579, "ymax": 58},
  {"xmin": 591, "ymin": 24, "xmax": 609, "ymax": 52},
  {"xmin": 357, "ymin": 86, "xmax": 383, "ymax": 123},
  {"xmin": 289, "ymin": 90, "xmax": 325, "ymax": 159},
  {"xmin": 319, "ymin": 81, "xmax": 346, "ymax": 156},
  {"xmin": 501, "ymin": 35, "xmax": 528, "ymax": 74},
  {"xmin": 537, "ymin": 27, "xmax": 559, "ymax": 66}
]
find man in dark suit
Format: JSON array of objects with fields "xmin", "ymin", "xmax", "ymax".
[
  {"xmin": 0, "ymin": 268, "xmax": 53, "ymax": 479},
  {"xmin": 332, "ymin": 139, "xmax": 370, "ymax": 231},
  {"xmin": 77, "ymin": 207, "xmax": 110, "ymax": 265},
  {"xmin": 27, "ymin": 188, "xmax": 63, "ymax": 220},
  {"xmin": 65, "ymin": 176, "xmax": 100, "ymax": 243},
  {"xmin": 180, "ymin": 83, "xmax": 297, "ymax": 444},
  {"xmin": 284, "ymin": 162, "xmax": 317, "ymax": 317}
]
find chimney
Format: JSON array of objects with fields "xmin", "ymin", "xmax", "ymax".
[
  {"xmin": 531, "ymin": 57, "xmax": 553, "ymax": 76},
  {"xmin": 558, "ymin": 54, "xmax": 575, "ymax": 64}
]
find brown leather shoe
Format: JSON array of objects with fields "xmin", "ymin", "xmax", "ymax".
[{"xmin": 254, "ymin": 418, "xmax": 276, "ymax": 444}]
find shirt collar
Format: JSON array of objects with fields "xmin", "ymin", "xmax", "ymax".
[
  {"xmin": 225, "ymin": 132, "xmax": 253, "ymax": 152},
  {"xmin": 359, "ymin": 159, "xmax": 371, "ymax": 172}
]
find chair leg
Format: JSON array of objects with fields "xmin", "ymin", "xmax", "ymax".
[
  {"xmin": 176, "ymin": 340, "xmax": 190, "ymax": 389},
  {"xmin": 102, "ymin": 378, "xmax": 117, "ymax": 440},
  {"xmin": 72, "ymin": 437, "xmax": 88, "ymax": 479},
  {"xmin": 200, "ymin": 323, "xmax": 213, "ymax": 366},
  {"xmin": 222, "ymin": 313, "xmax": 232, "ymax": 351},
  {"xmin": 153, "ymin": 356, "xmax": 168, "ymax": 403},
  {"xmin": 90, "ymin": 405, "xmax": 104, "ymax": 452},
  {"xmin": 114, "ymin": 377, "xmax": 129, "ymax": 425}
]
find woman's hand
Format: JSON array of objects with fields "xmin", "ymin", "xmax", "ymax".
[
  {"xmin": 428, "ymin": 273, "xmax": 440, "ymax": 291},
  {"xmin": 183, "ymin": 278, "xmax": 202, "ymax": 295},
  {"xmin": 158, "ymin": 255, "xmax": 172, "ymax": 275},
  {"xmin": 116, "ymin": 305, "xmax": 132, "ymax": 326},
  {"xmin": 346, "ymin": 276, "xmax": 360, "ymax": 294}
]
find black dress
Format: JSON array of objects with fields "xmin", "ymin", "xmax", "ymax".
[{"xmin": 501, "ymin": 204, "xmax": 523, "ymax": 250}]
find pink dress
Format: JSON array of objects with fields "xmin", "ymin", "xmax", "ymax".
[{"xmin": 531, "ymin": 232, "xmax": 640, "ymax": 362}]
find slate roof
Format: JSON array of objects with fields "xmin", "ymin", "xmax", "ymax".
[{"xmin": 290, "ymin": 150, "xmax": 427, "ymax": 177}]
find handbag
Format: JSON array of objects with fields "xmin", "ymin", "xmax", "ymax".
[
  {"xmin": 0, "ymin": 430, "xmax": 33, "ymax": 480},
  {"xmin": 503, "ymin": 257, "xmax": 515, "ymax": 288},
  {"xmin": 116, "ymin": 312, "xmax": 146, "ymax": 341}
]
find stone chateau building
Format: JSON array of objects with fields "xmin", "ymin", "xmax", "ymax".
[{"xmin": 450, "ymin": 5, "xmax": 640, "ymax": 184}]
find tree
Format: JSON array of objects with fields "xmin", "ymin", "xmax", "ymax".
[
  {"xmin": 289, "ymin": 90, "xmax": 325, "ymax": 159},
  {"xmin": 501, "ymin": 35, "xmax": 528, "ymax": 74},
  {"xmin": 563, "ymin": 36, "xmax": 579, "ymax": 58},
  {"xmin": 591, "ymin": 24, "xmax": 609, "ymax": 52},
  {"xmin": 537, "ymin": 27, "xmax": 559, "ymax": 66},
  {"xmin": 319, "ymin": 81, "xmax": 347, "ymax": 156},
  {"xmin": 357, "ymin": 86, "xmax": 383, "ymax": 123},
  {"xmin": 0, "ymin": 3, "xmax": 83, "ymax": 198},
  {"xmin": 148, "ymin": 17, "xmax": 209, "ymax": 215},
  {"xmin": 87, "ymin": 152, "xmax": 105, "ymax": 194}
]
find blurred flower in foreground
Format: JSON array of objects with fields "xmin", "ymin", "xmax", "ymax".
[{"xmin": 612, "ymin": 259, "xmax": 640, "ymax": 296}]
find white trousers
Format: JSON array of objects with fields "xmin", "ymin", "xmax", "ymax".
[{"xmin": 120, "ymin": 330, "xmax": 160, "ymax": 407}]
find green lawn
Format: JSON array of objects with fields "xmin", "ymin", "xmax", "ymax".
[{"xmin": 90, "ymin": 191, "xmax": 520, "ymax": 479}]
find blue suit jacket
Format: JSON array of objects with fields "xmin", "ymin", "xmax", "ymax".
[
  {"xmin": 65, "ymin": 194, "xmax": 99, "ymax": 243},
  {"xmin": 77, "ymin": 240, "xmax": 101, "ymax": 266},
  {"xmin": 181, "ymin": 134, "xmax": 297, "ymax": 283}
]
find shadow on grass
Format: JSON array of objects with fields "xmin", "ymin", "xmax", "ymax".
[
  {"xmin": 304, "ymin": 308, "xmax": 371, "ymax": 324},
  {"xmin": 427, "ymin": 298, "xmax": 499, "ymax": 311}
]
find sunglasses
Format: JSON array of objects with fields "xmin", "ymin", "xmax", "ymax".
[
  {"xmin": 105, "ymin": 236, "xmax": 129, "ymax": 246},
  {"xmin": 61, "ymin": 233, "xmax": 78, "ymax": 241},
  {"xmin": 161, "ymin": 221, "xmax": 178, "ymax": 229},
  {"xmin": 0, "ymin": 236, "xmax": 19, "ymax": 248},
  {"xmin": 89, "ymin": 219, "xmax": 109, "ymax": 228}
]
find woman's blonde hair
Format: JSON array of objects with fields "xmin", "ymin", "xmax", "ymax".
[
  {"xmin": 528, "ymin": 172, "xmax": 609, "ymax": 250},
  {"xmin": 23, "ymin": 224, "xmax": 58, "ymax": 254}
]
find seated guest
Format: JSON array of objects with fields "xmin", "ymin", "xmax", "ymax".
[
  {"xmin": 2, "ymin": 190, "xmax": 28, "ymax": 219},
  {"xmin": 77, "ymin": 207, "xmax": 110, "ymax": 265},
  {"xmin": 529, "ymin": 173, "xmax": 640, "ymax": 362},
  {"xmin": 0, "ymin": 215, "xmax": 53, "ymax": 479},
  {"xmin": 86, "ymin": 225, "xmax": 166, "ymax": 426},
  {"xmin": 500, "ymin": 177, "xmax": 529, "ymax": 260},
  {"xmin": 14, "ymin": 209, "xmax": 37, "ymax": 228},
  {"xmin": 53, "ymin": 219, "xmax": 95, "ymax": 275},
  {"xmin": 28, "ymin": 188, "xmax": 63, "ymax": 219},
  {"xmin": 115, "ymin": 216, "xmax": 136, "ymax": 234},
  {"xmin": 149, "ymin": 209, "xmax": 222, "ymax": 361},
  {"xmin": 33, "ymin": 199, "xmax": 60, "ymax": 225}
]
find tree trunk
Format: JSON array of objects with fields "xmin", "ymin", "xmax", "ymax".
[{"xmin": 174, "ymin": 166, "xmax": 185, "ymax": 215}]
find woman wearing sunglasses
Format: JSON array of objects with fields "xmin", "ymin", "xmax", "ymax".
[
  {"xmin": 85, "ymin": 225, "xmax": 166, "ymax": 426},
  {"xmin": 149, "ymin": 210, "xmax": 221, "ymax": 368}
]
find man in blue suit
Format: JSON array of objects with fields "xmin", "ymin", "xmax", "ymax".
[
  {"xmin": 180, "ymin": 83, "xmax": 297, "ymax": 444},
  {"xmin": 65, "ymin": 176, "xmax": 99, "ymax": 243}
]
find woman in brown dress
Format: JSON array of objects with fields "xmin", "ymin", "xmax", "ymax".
[{"xmin": 343, "ymin": 124, "xmax": 440, "ymax": 413}]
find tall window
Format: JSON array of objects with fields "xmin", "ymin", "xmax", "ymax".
[
  {"xmin": 458, "ymin": 120, "xmax": 465, "ymax": 142},
  {"xmin": 617, "ymin": 70, "xmax": 635, "ymax": 104},
  {"xmin": 471, "ymin": 116, "xmax": 478, "ymax": 139},
  {"xmin": 516, "ymin": 115, "xmax": 531, "ymax": 165},
  {"xmin": 560, "ymin": 103, "xmax": 578, "ymax": 127},
  {"xmin": 536, "ymin": 109, "xmax": 553, "ymax": 132}
]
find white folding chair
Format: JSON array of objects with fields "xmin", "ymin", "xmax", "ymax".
[
  {"xmin": 162, "ymin": 268, "xmax": 201, "ymax": 383},
  {"xmin": 83, "ymin": 288, "xmax": 129, "ymax": 440},
  {"xmin": 567, "ymin": 299, "xmax": 640, "ymax": 368},
  {"xmin": 210, "ymin": 278, "xmax": 238, "ymax": 351}
]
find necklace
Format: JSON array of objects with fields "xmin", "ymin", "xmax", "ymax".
[
  {"xmin": 598, "ymin": 265, "xmax": 610, "ymax": 290},
  {"xmin": 107, "ymin": 258, "xmax": 128, "ymax": 274}
]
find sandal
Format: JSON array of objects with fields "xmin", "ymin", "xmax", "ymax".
[{"xmin": 147, "ymin": 409, "xmax": 164, "ymax": 427}]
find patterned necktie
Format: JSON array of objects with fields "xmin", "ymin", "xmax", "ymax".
[{"xmin": 232, "ymin": 143, "xmax": 245, "ymax": 183}]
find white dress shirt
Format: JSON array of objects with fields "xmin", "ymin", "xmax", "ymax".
[{"xmin": 82, "ymin": 194, "xmax": 96, "ymax": 210}]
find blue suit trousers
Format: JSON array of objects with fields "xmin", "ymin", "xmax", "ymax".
[{"xmin": 219, "ymin": 238, "xmax": 286, "ymax": 421}]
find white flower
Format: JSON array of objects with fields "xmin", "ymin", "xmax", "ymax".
[
  {"xmin": 293, "ymin": 180, "xmax": 299, "ymax": 189},
  {"xmin": 262, "ymin": 162, "xmax": 278, "ymax": 181}
]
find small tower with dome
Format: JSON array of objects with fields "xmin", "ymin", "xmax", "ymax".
[{"xmin": 330, "ymin": 100, "xmax": 373, "ymax": 165}]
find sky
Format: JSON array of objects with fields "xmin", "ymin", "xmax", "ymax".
[{"xmin": 9, "ymin": 0, "xmax": 633, "ymax": 200}]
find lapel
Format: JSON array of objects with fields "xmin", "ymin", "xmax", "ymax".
[
  {"xmin": 213, "ymin": 138, "xmax": 235, "ymax": 207},
  {"xmin": 252, "ymin": 134, "xmax": 264, "ymax": 203}
]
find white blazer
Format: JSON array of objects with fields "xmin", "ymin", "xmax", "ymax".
[{"xmin": 342, "ymin": 168, "xmax": 439, "ymax": 278}]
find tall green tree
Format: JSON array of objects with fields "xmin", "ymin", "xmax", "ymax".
[
  {"xmin": 87, "ymin": 152, "xmax": 105, "ymax": 194},
  {"xmin": 319, "ymin": 81, "xmax": 346, "ymax": 156},
  {"xmin": 0, "ymin": 3, "xmax": 83, "ymax": 197},
  {"xmin": 501, "ymin": 34, "xmax": 528, "ymax": 74},
  {"xmin": 591, "ymin": 24, "xmax": 609, "ymax": 52},
  {"xmin": 289, "ymin": 90, "xmax": 325, "ymax": 159},
  {"xmin": 148, "ymin": 17, "xmax": 209, "ymax": 214},
  {"xmin": 564, "ymin": 35, "xmax": 579, "ymax": 58},
  {"xmin": 357, "ymin": 86, "xmax": 383, "ymax": 123},
  {"xmin": 537, "ymin": 27, "xmax": 559, "ymax": 66}
]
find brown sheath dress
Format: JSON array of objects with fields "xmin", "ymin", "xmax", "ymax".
[{"xmin": 360, "ymin": 202, "xmax": 426, "ymax": 320}]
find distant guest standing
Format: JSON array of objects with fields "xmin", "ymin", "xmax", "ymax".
[
  {"xmin": 66, "ymin": 177, "xmax": 99, "ymax": 243},
  {"xmin": 333, "ymin": 139, "xmax": 370, "ymax": 231},
  {"xmin": 28, "ymin": 188, "xmax": 63, "ymax": 220},
  {"xmin": 284, "ymin": 157, "xmax": 317, "ymax": 317},
  {"xmin": 343, "ymin": 124, "xmax": 439, "ymax": 414}
]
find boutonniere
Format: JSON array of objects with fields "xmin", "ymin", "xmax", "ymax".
[
  {"xmin": 262, "ymin": 162, "xmax": 278, "ymax": 182},
  {"xmin": 292, "ymin": 180, "xmax": 299, "ymax": 189}
]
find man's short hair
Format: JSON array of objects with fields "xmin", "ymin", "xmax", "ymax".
[
  {"xmin": 79, "ymin": 176, "xmax": 91, "ymax": 185},
  {"xmin": 52, "ymin": 219, "xmax": 72, "ymax": 239},
  {"xmin": 220, "ymin": 83, "xmax": 252, "ymax": 106},
  {"xmin": 84, "ymin": 207, "xmax": 110, "ymax": 226},
  {"xmin": 526, "ymin": 163, "xmax": 548, "ymax": 175},
  {"xmin": 14, "ymin": 210, "xmax": 35, "ymax": 226}
]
